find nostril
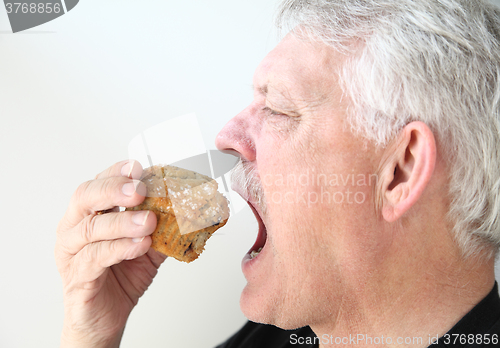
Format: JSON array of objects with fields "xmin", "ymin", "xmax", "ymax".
[
  {"xmin": 218, "ymin": 149, "xmax": 241, "ymax": 157},
  {"xmin": 215, "ymin": 129, "xmax": 243, "ymax": 157},
  {"xmin": 215, "ymin": 109, "xmax": 256, "ymax": 162}
]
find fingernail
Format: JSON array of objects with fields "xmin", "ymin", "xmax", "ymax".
[
  {"xmin": 122, "ymin": 180, "xmax": 145, "ymax": 196},
  {"xmin": 132, "ymin": 211, "xmax": 150, "ymax": 226},
  {"xmin": 121, "ymin": 161, "xmax": 135, "ymax": 178},
  {"xmin": 122, "ymin": 182, "xmax": 135, "ymax": 196},
  {"xmin": 132, "ymin": 236, "xmax": 145, "ymax": 243}
]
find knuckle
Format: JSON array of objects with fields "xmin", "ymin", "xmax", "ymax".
[
  {"xmin": 108, "ymin": 240, "xmax": 118, "ymax": 256},
  {"xmin": 71, "ymin": 181, "xmax": 95, "ymax": 216},
  {"xmin": 100, "ymin": 177, "xmax": 114, "ymax": 198},
  {"xmin": 54, "ymin": 237, "xmax": 71, "ymax": 259},
  {"xmin": 123, "ymin": 243, "xmax": 139, "ymax": 261},
  {"xmin": 101, "ymin": 177, "xmax": 125, "ymax": 202},
  {"xmin": 104, "ymin": 241, "xmax": 122, "ymax": 267},
  {"xmin": 56, "ymin": 217, "xmax": 70, "ymax": 236},
  {"xmin": 94, "ymin": 162, "xmax": 120, "ymax": 180},
  {"xmin": 78, "ymin": 242, "xmax": 114, "ymax": 274},
  {"xmin": 105, "ymin": 212, "xmax": 123, "ymax": 238},
  {"xmin": 74, "ymin": 180, "xmax": 93, "ymax": 202},
  {"xmin": 80, "ymin": 214, "xmax": 98, "ymax": 244},
  {"xmin": 80, "ymin": 244, "xmax": 96, "ymax": 264},
  {"xmin": 123, "ymin": 249, "xmax": 135, "ymax": 261},
  {"xmin": 96, "ymin": 243, "xmax": 110, "ymax": 268}
]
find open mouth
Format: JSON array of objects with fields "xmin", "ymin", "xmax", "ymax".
[{"xmin": 247, "ymin": 201, "xmax": 267, "ymax": 260}]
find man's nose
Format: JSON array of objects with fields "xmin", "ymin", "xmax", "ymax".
[{"xmin": 215, "ymin": 108, "xmax": 256, "ymax": 162}]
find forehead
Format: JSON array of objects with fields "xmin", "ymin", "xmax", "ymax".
[{"xmin": 253, "ymin": 33, "xmax": 343, "ymax": 103}]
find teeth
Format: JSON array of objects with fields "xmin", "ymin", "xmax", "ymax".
[{"xmin": 250, "ymin": 247, "xmax": 263, "ymax": 259}]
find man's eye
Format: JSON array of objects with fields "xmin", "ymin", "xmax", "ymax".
[{"xmin": 263, "ymin": 106, "xmax": 286, "ymax": 116}]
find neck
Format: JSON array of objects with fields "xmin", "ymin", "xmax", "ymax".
[{"xmin": 312, "ymin": 232, "xmax": 496, "ymax": 348}]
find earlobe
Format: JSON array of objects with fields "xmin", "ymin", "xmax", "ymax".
[
  {"xmin": 380, "ymin": 122, "xmax": 437, "ymax": 223},
  {"xmin": 382, "ymin": 184, "xmax": 410, "ymax": 222}
]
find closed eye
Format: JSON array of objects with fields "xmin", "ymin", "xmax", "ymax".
[{"xmin": 262, "ymin": 106, "xmax": 286, "ymax": 116}]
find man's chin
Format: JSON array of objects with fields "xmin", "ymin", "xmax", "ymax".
[
  {"xmin": 239, "ymin": 286, "xmax": 306, "ymax": 331},
  {"xmin": 239, "ymin": 285, "xmax": 275, "ymax": 324}
]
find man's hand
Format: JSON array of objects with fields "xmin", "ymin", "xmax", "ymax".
[{"xmin": 55, "ymin": 160, "xmax": 167, "ymax": 347}]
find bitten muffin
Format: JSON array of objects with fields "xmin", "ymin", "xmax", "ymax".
[{"xmin": 126, "ymin": 164, "xmax": 229, "ymax": 262}]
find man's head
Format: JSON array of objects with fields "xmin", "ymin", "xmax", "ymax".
[{"xmin": 216, "ymin": 0, "xmax": 500, "ymax": 332}]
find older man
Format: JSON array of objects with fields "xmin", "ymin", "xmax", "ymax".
[{"xmin": 55, "ymin": 0, "xmax": 500, "ymax": 347}]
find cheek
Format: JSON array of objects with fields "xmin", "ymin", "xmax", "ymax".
[
  {"xmin": 263, "ymin": 154, "xmax": 380, "ymax": 269},
  {"xmin": 258, "ymin": 115, "xmax": 380, "ymax": 251},
  {"xmin": 263, "ymin": 115, "xmax": 301, "ymax": 139},
  {"xmin": 258, "ymin": 123, "xmax": 336, "ymax": 246}
]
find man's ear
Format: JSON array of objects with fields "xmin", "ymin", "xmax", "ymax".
[{"xmin": 380, "ymin": 121, "xmax": 436, "ymax": 223}]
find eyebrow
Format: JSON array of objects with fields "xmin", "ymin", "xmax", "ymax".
[
  {"xmin": 251, "ymin": 84, "xmax": 268, "ymax": 96},
  {"xmin": 252, "ymin": 84, "xmax": 296, "ymax": 105},
  {"xmin": 251, "ymin": 83, "xmax": 303, "ymax": 117}
]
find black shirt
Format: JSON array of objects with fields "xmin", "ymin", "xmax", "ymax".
[{"xmin": 216, "ymin": 283, "xmax": 500, "ymax": 348}]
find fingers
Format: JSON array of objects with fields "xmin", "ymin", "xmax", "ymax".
[
  {"xmin": 74, "ymin": 236, "xmax": 153, "ymax": 282},
  {"xmin": 62, "ymin": 210, "xmax": 157, "ymax": 255},
  {"xmin": 56, "ymin": 159, "xmax": 156, "ymax": 268},
  {"xmin": 95, "ymin": 160, "xmax": 143, "ymax": 180},
  {"xmin": 60, "ymin": 160, "xmax": 146, "ymax": 229},
  {"xmin": 64, "ymin": 176, "xmax": 148, "ymax": 228}
]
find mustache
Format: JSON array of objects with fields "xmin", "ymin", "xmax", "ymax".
[{"xmin": 230, "ymin": 158, "xmax": 267, "ymax": 214}]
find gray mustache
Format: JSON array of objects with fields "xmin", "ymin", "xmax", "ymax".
[{"xmin": 231, "ymin": 159, "xmax": 267, "ymax": 215}]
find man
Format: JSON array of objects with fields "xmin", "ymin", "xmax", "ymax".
[{"xmin": 55, "ymin": 0, "xmax": 500, "ymax": 347}]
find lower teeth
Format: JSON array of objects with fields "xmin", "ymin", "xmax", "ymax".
[{"xmin": 250, "ymin": 247, "xmax": 263, "ymax": 259}]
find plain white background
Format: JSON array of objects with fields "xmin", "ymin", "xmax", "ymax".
[
  {"xmin": 0, "ymin": 1, "xmax": 279, "ymax": 347},
  {"xmin": 1, "ymin": 1, "xmax": 500, "ymax": 347}
]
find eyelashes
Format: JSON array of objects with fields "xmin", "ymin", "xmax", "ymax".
[
  {"xmin": 261, "ymin": 105, "xmax": 300, "ymax": 133},
  {"xmin": 262, "ymin": 106, "xmax": 287, "ymax": 117}
]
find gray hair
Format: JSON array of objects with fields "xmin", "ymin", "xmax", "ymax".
[{"xmin": 276, "ymin": 0, "xmax": 500, "ymax": 259}]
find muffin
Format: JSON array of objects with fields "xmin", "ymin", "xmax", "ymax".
[{"xmin": 126, "ymin": 164, "xmax": 230, "ymax": 262}]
